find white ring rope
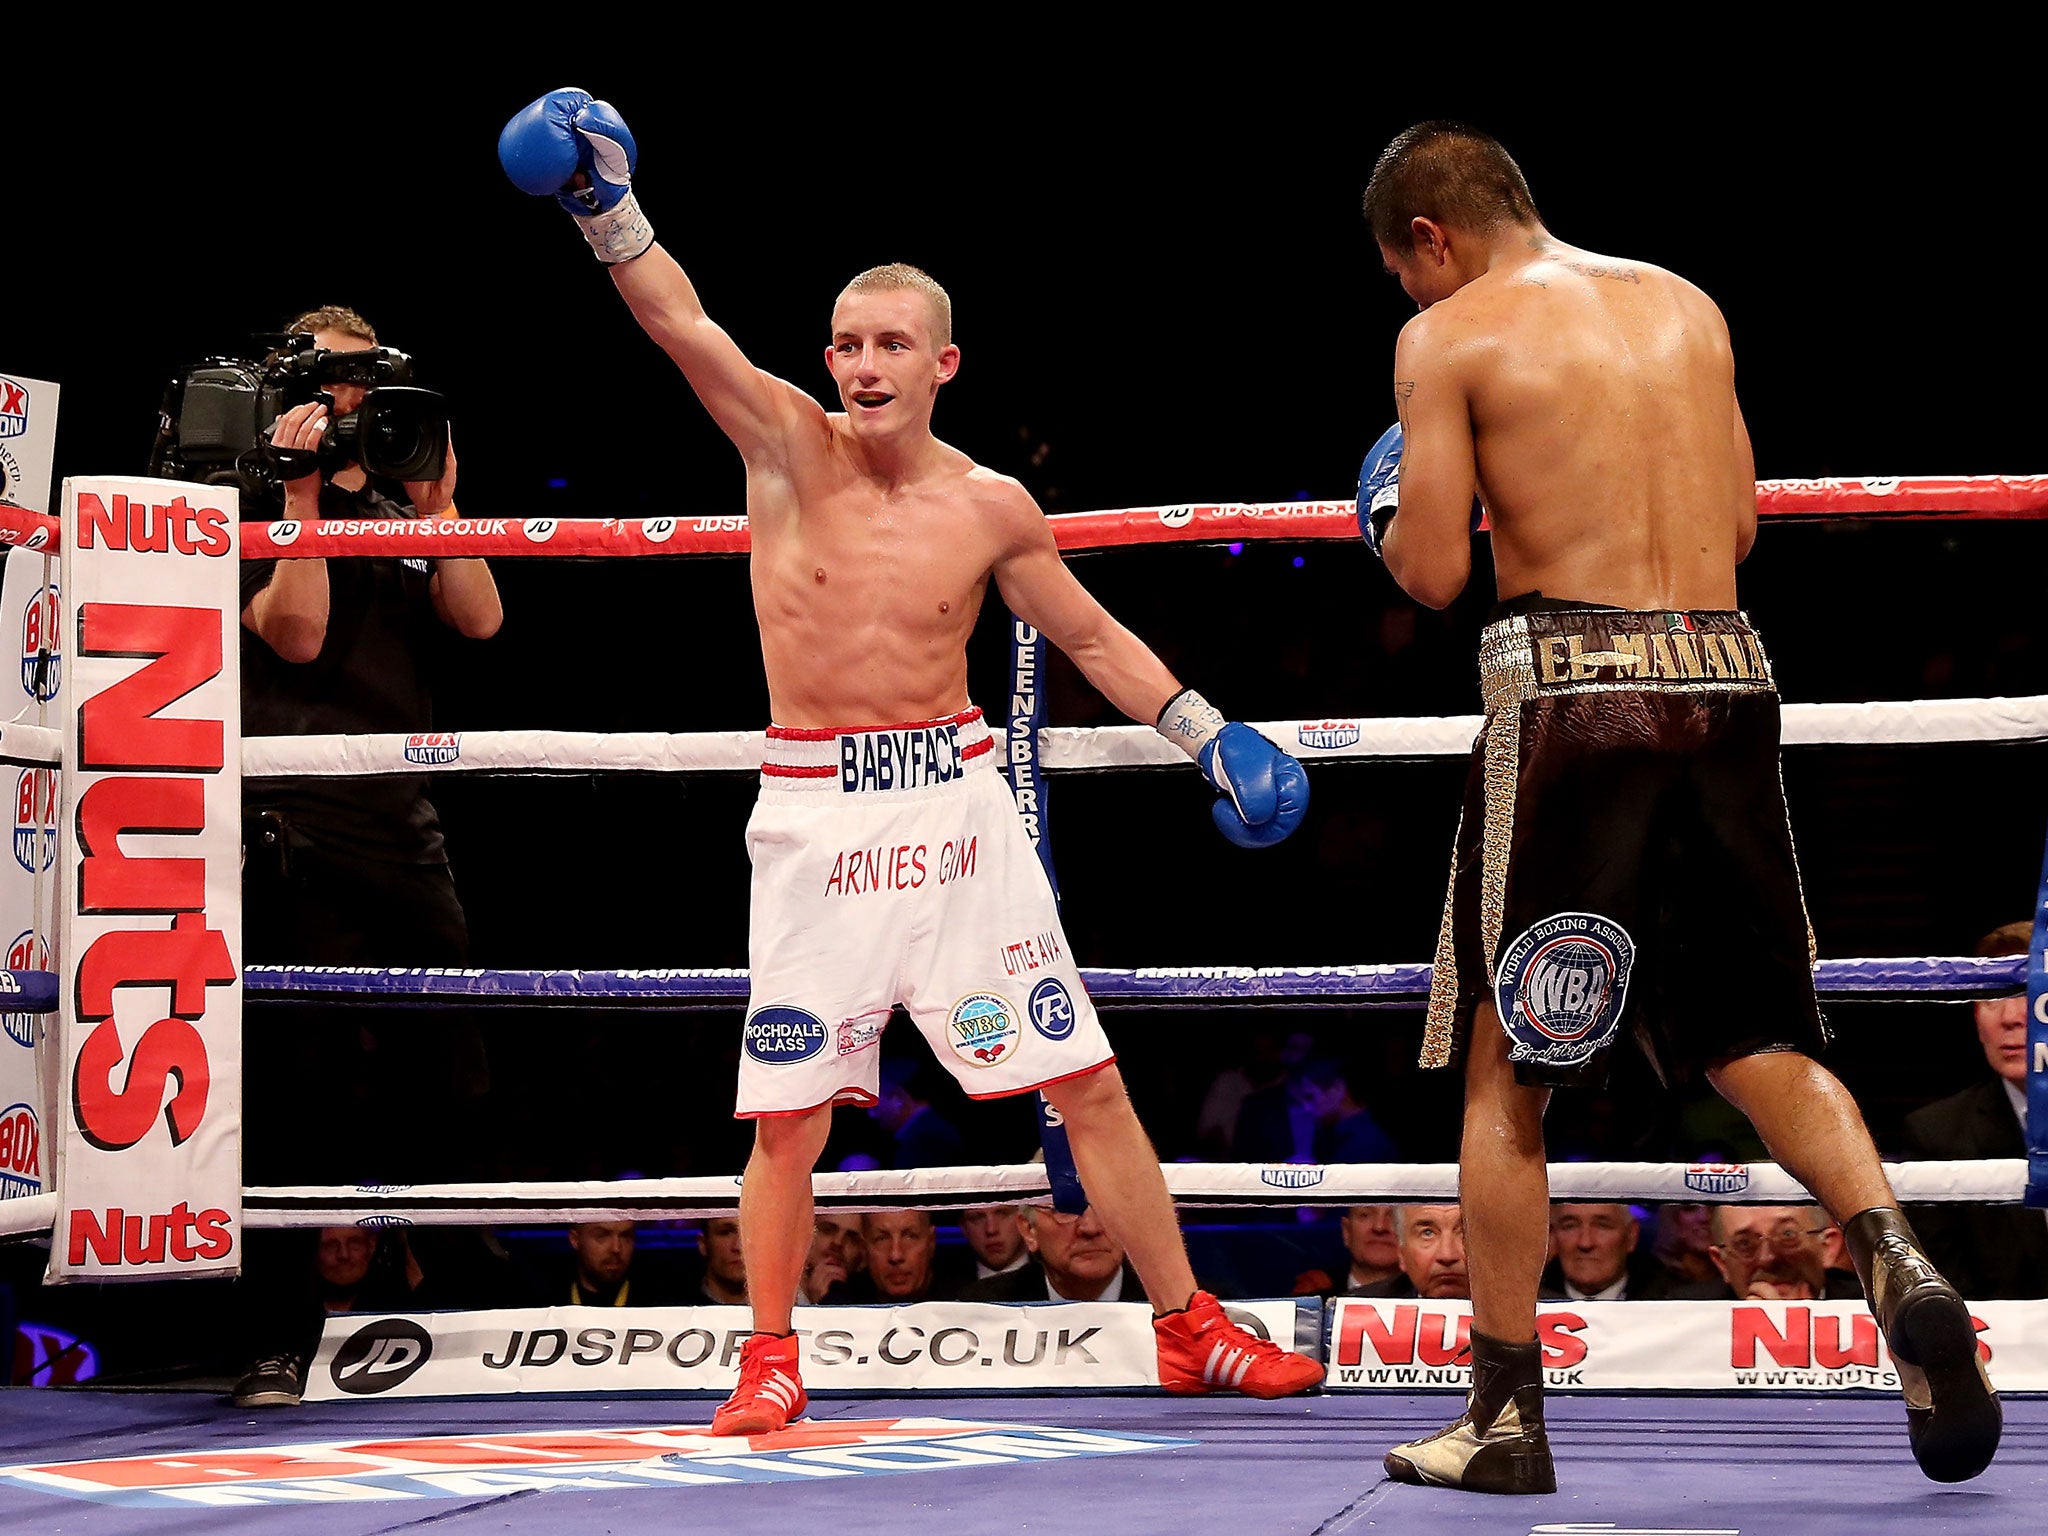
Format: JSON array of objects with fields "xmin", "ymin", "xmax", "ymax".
[
  {"xmin": 0, "ymin": 721, "xmax": 61, "ymax": 764},
  {"xmin": 210, "ymin": 1159, "xmax": 2028, "ymax": 1229},
  {"xmin": 241, "ymin": 694, "xmax": 2048, "ymax": 779}
]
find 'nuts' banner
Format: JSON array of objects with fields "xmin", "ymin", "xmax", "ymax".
[
  {"xmin": 1325, "ymin": 1297, "xmax": 2048, "ymax": 1392},
  {"xmin": 49, "ymin": 477, "xmax": 242, "ymax": 1282}
]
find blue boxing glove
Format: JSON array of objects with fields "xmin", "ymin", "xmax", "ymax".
[
  {"xmin": 1158, "ymin": 689, "xmax": 1309, "ymax": 849},
  {"xmin": 498, "ymin": 87, "xmax": 653, "ymax": 264},
  {"xmin": 1356, "ymin": 421, "xmax": 1404, "ymax": 559}
]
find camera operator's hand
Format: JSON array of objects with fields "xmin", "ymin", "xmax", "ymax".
[
  {"xmin": 267, "ymin": 401, "xmax": 330, "ymax": 520},
  {"xmin": 403, "ymin": 428, "xmax": 460, "ymax": 519}
]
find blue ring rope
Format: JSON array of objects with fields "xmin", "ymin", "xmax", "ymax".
[{"xmin": 242, "ymin": 955, "xmax": 2025, "ymax": 1006}]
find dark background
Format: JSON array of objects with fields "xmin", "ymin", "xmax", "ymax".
[{"xmin": 9, "ymin": 46, "xmax": 2045, "ymax": 1183}]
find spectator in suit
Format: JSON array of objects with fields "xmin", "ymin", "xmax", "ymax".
[
  {"xmin": 959, "ymin": 1205, "xmax": 1031, "ymax": 1280},
  {"xmin": 1708, "ymin": 1204, "xmax": 1862, "ymax": 1301},
  {"xmin": 821, "ymin": 1211, "xmax": 967, "ymax": 1304},
  {"xmin": 958, "ymin": 1205, "xmax": 1141, "ymax": 1303},
  {"xmin": 1318, "ymin": 1204, "xmax": 1468, "ymax": 1300},
  {"xmin": 1293, "ymin": 1204, "xmax": 1401, "ymax": 1297},
  {"xmin": 1393, "ymin": 1203, "xmax": 1470, "ymax": 1300},
  {"xmin": 1899, "ymin": 920, "xmax": 2047, "ymax": 1299},
  {"xmin": 1540, "ymin": 1202, "xmax": 1721, "ymax": 1301}
]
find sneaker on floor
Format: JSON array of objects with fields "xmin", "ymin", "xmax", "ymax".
[
  {"xmin": 233, "ymin": 1352, "xmax": 305, "ymax": 1409},
  {"xmin": 711, "ymin": 1332, "xmax": 808, "ymax": 1435},
  {"xmin": 1154, "ymin": 1290, "xmax": 1324, "ymax": 1398}
]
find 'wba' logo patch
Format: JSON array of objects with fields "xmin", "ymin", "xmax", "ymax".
[{"xmin": 1493, "ymin": 912, "xmax": 1635, "ymax": 1073}]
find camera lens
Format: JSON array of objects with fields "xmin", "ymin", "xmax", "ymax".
[{"xmin": 355, "ymin": 388, "xmax": 448, "ymax": 481}]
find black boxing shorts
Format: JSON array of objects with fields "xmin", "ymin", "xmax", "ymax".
[{"xmin": 1422, "ymin": 596, "xmax": 1830, "ymax": 1090}]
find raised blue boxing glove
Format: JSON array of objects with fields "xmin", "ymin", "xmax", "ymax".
[
  {"xmin": 1357, "ymin": 421, "xmax": 1404, "ymax": 559},
  {"xmin": 498, "ymin": 88, "xmax": 653, "ymax": 264},
  {"xmin": 1157, "ymin": 689, "xmax": 1309, "ymax": 849}
]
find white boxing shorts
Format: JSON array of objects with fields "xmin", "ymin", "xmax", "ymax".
[{"xmin": 737, "ymin": 705, "xmax": 1115, "ymax": 1117}]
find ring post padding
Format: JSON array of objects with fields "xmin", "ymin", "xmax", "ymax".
[
  {"xmin": 1004, "ymin": 616, "xmax": 1056, "ymax": 895},
  {"xmin": 2029, "ymin": 820, "xmax": 2048, "ymax": 1210}
]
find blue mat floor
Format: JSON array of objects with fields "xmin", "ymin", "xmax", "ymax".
[{"xmin": 0, "ymin": 1388, "xmax": 2039, "ymax": 1533}]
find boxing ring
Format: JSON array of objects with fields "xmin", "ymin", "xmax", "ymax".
[{"xmin": 0, "ymin": 476, "xmax": 2046, "ymax": 1531}]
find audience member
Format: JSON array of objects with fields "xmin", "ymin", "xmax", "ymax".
[
  {"xmin": 235, "ymin": 1227, "xmax": 523, "ymax": 1406},
  {"xmin": 557, "ymin": 1220, "xmax": 693, "ymax": 1307},
  {"xmin": 1297, "ymin": 1059, "xmax": 1401, "ymax": 1162},
  {"xmin": 566, "ymin": 1221, "xmax": 634, "ymax": 1306},
  {"xmin": 1708, "ymin": 1205, "xmax": 1862, "ymax": 1301},
  {"xmin": 871, "ymin": 1057, "xmax": 967, "ymax": 1168},
  {"xmin": 696, "ymin": 1218, "xmax": 748, "ymax": 1305},
  {"xmin": 1394, "ymin": 1204, "xmax": 1470, "ymax": 1300},
  {"xmin": 960, "ymin": 1205, "xmax": 1031, "ymax": 1279},
  {"xmin": 1898, "ymin": 920, "xmax": 2048, "ymax": 1299},
  {"xmin": 823, "ymin": 1212, "xmax": 965, "ymax": 1304},
  {"xmin": 799, "ymin": 1214, "xmax": 868, "ymax": 1304},
  {"xmin": 1540, "ymin": 1202, "xmax": 1718, "ymax": 1301},
  {"xmin": 865, "ymin": 1211, "xmax": 960, "ymax": 1302},
  {"xmin": 1194, "ymin": 1028, "xmax": 1301, "ymax": 1157},
  {"xmin": 1233, "ymin": 1041, "xmax": 1336, "ymax": 1162},
  {"xmin": 1650, "ymin": 1202, "xmax": 1719, "ymax": 1287},
  {"xmin": 1293, "ymin": 1204, "xmax": 1402, "ymax": 1296},
  {"xmin": 960, "ymin": 1206, "xmax": 1142, "ymax": 1303}
]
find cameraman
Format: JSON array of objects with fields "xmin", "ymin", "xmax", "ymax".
[
  {"xmin": 241, "ymin": 304, "xmax": 501, "ymax": 1156},
  {"xmin": 235, "ymin": 305, "xmax": 512, "ymax": 1408}
]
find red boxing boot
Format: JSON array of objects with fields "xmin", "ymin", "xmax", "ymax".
[
  {"xmin": 711, "ymin": 1332, "xmax": 809, "ymax": 1435},
  {"xmin": 1154, "ymin": 1290, "xmax": 1325, "ymax": 1398}
]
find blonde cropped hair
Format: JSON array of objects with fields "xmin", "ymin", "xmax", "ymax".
[{"xmin": 838, "ymin": 263, "xmax": 952, "ymax": 347}]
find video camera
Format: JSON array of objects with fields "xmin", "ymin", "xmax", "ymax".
[{"xmin": 148, "ymin": 332, "xmax": 448, "ymax": 505}]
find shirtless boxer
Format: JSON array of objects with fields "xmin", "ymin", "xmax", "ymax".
[
  {"xmin": 1356, "ymin": 122, "xmax": 1998, "ymax": 1493},
  {"xmin": 499, "ymin": 88, "xmax": 1323, "ymax": 1431}
]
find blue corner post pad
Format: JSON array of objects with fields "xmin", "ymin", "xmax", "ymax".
[
  {"xmin": 1005, "ymin": 617, "xmax": 1058, "ymax": 899},
  {"xmin": 2028, "ymin": 823, "xmax": 2048, "ymax": 1210},
  {"xmin": 1037, "ymin": 1092, "xmax": 1089, "ymax": 1215},
  {"xmin": 2, "ymin": 970, "xmax": 59, "ymax": 1016}
]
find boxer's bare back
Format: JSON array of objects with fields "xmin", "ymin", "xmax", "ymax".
[{"xmin": 1387, "ymin": 234, "xmax": 1755, "ymax": 614}]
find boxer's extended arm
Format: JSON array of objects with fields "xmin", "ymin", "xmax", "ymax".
[
  {"xmin": 993, "ymin": 483, "xmax": 1306, "ymax": 848},
  {"xmin": 610, "ymin": 247, "xmax": 822, "ymax": 461},
  {"xmin": 1380, "ymin": 315, "xmax": 1477, "ymax": 609},
  {"xmin": 992, "ymin": 492, "xmax": 1180, "ymax": 724},
  {"xmin": 499, "ymin": 88, "xmax": 819, "ymax": 463}
]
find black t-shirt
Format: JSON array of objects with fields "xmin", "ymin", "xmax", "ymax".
[{"xmin": 241, "ymin": 480, "xmax": 446, "ymax": 863}]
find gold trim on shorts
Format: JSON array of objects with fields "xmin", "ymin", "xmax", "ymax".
[
  {"xmin": 1478, "ymin": 610, "xmax": 1775, "ymax": 714},
  {"xmin": 1423, "ymin": 608, "xmax": 1777, "ymax": 1068}
]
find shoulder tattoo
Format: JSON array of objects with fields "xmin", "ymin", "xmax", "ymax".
[{"xmin": 1563, "ymin": 260, "xmax": 1641, "ymax": 284}]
